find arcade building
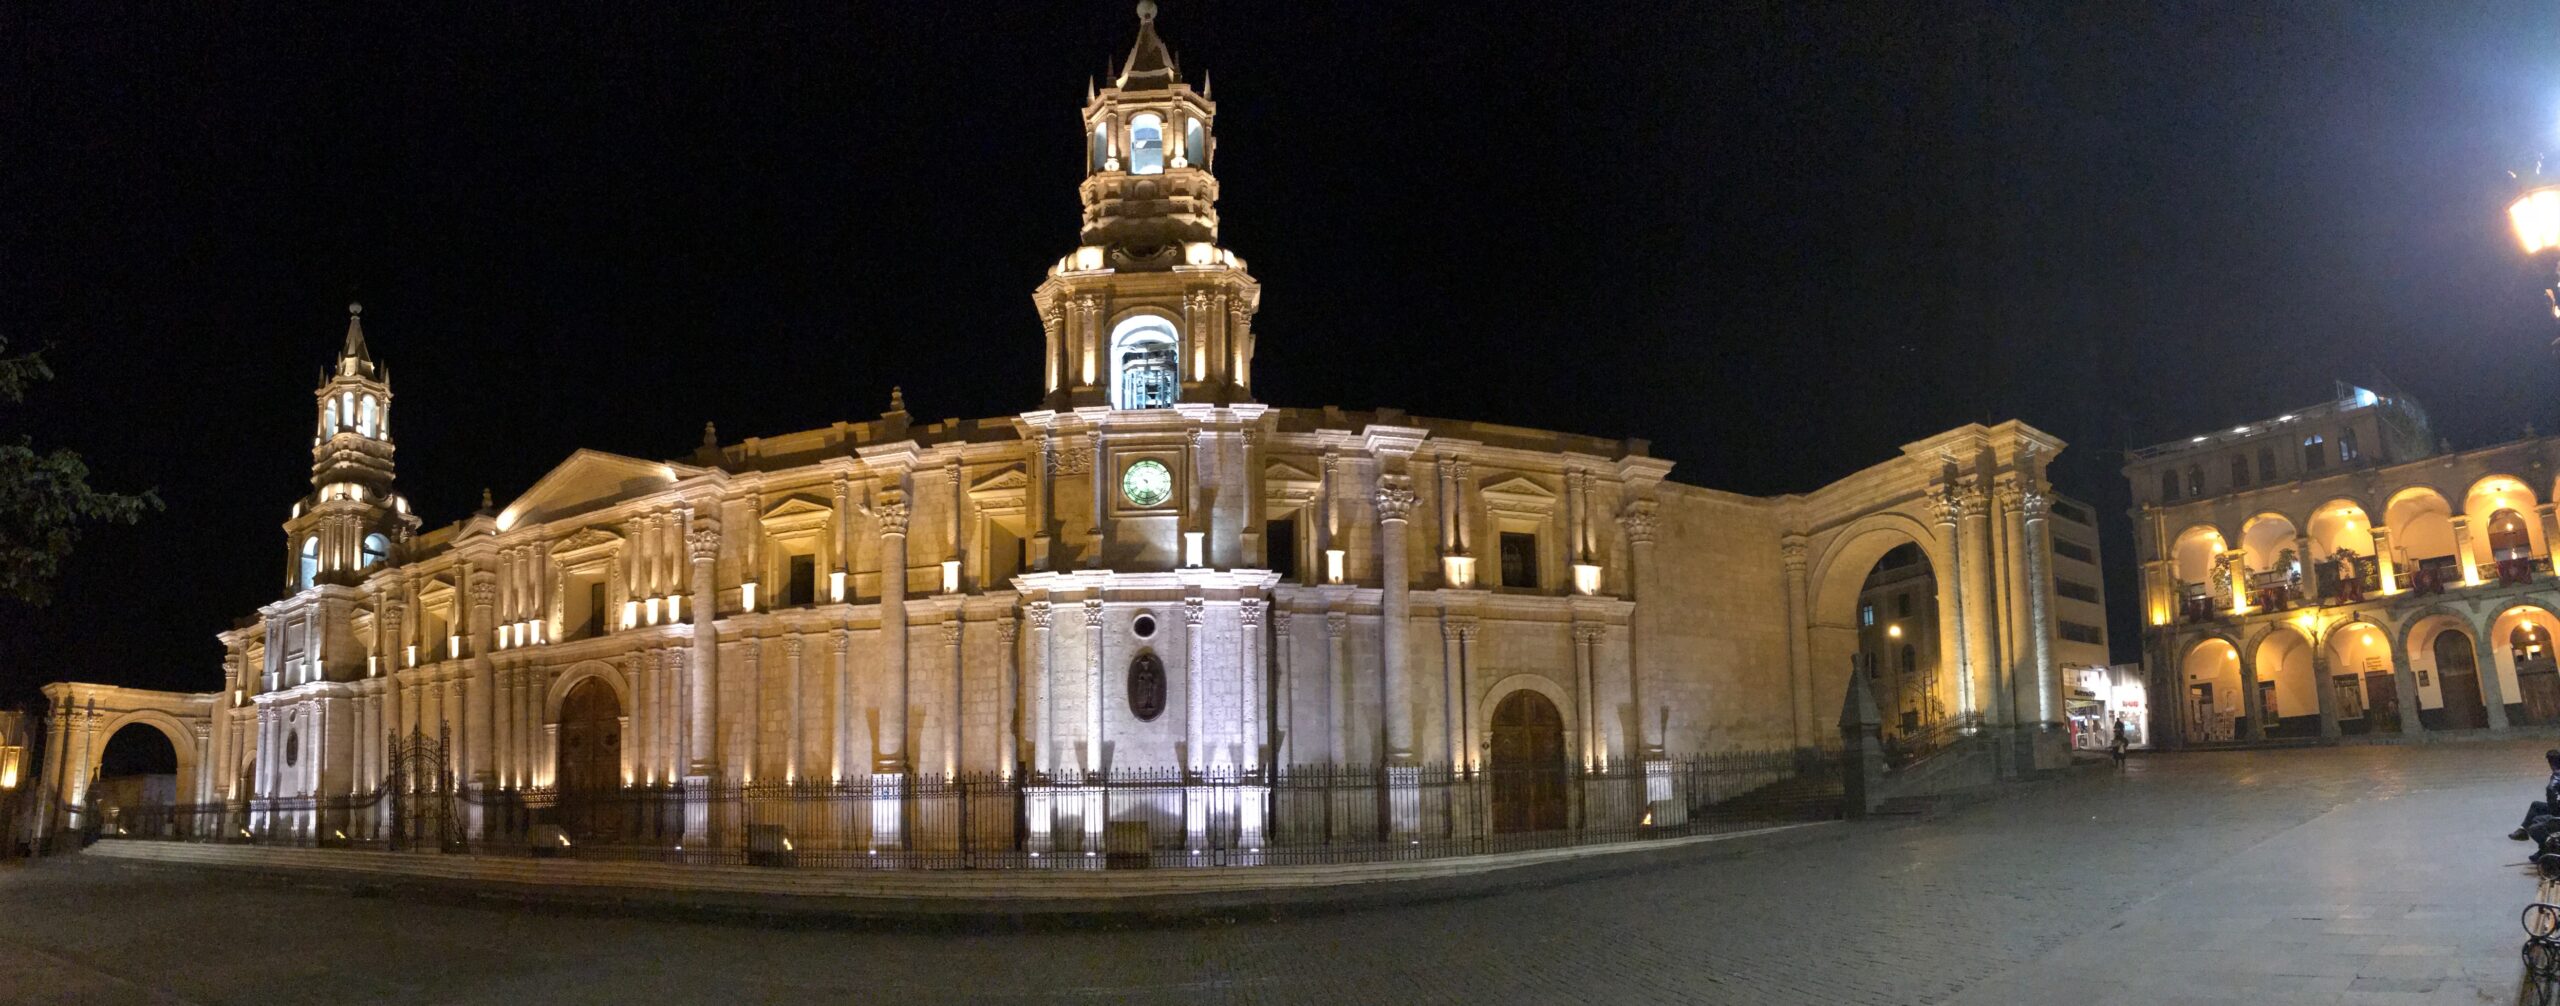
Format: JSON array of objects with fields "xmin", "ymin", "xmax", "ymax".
[
  {"xmin": 32, "ymin": 5, "xmax": 2085, "ymax": 855},
  {"xmin": 2132, "ymin": 383, "xmax": 2560, "ymax": 746}
]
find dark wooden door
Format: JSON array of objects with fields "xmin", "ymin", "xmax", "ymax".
[
  {"xmin": 2435, "ymin": 630, "xmax": 2485, "ymax": 730},
  {"xmin": 2363, "ymin": 672, "xmax": 2401, "ymax": 733},
  {"xmin": 555, "ymin": 679, "xmax": 624, "ymax": 840},
  {"xmin": 1489, "ymin": 691, "xmax": 1568, "ymax": 834}
]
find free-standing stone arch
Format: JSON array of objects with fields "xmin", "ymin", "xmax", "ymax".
[
  {"xmin": 1782, "ymin": 422, "xmax": 2069, "ymax": 773},
  {"xmin": 33, "ymin": 684, "xmax": 215, "ymax": 844}
]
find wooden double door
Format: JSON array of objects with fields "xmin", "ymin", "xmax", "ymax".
[
  {"xmin": 1489, "ymin": 691, "xmax": 1568, "ymax": 834},
  {"xmin": 555, "ymin": 679, "xmax": 625, "ymax": 840}
]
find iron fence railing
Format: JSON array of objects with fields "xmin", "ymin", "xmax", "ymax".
[{"xmin": 85, "ymin": 750, "xmax": 1841, "ymax": 871}]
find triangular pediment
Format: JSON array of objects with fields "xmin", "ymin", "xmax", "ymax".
[
  {"xmin": 548, "ymin": 526, "xmax": 624, "ymax": 556},
  {"xmin": 499, "ymin": 450, "xmax": 704, "ymax": 530},
  {"xmin": 761, "ymin": 495, "xmax": 835, "ymax": 523},
  {"xmin": 1479, "ymin": 475, "xmax": 1557, "ymax": 499},
  {"xmin": 1264, "ymin": 460, "xmax": 1321, "ymax": 485},
  {"xmin": 969, "ymin": 466, "xmax": 1032, "ymax": 495}
]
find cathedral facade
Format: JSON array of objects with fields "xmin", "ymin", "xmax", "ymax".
[{"xmin": 34, "ymin": 7, "xmax": 2084, "ymax": 854}]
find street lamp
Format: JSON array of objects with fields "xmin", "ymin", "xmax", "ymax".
[{"xmin": 2509, "ymin": 158, "xmax": 2560, "ymax": 345}]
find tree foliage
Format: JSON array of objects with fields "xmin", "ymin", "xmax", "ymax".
[{"xmin": 0, "ymin": 341, "xmax": 160, "ymax": 605}]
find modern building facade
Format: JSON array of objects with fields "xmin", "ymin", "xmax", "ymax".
[
  {"xmin": 2130, "ymin": 383, "xmax": 2560, "ymax": 745},
  {"xmin": 33, "ymin": 6, "xmax": 2087, "ymax": 853}
]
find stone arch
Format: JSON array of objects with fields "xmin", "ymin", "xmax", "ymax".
[
  {"xmin": 2248, "ymin": 622, "xmax": 2318, "ymax": 737},
  {"xmin": 2489, "ymin": 602, "xmax": 2560, "ymax": 724},
  {"xmin": 2176, "ymin": 634, "xmax": 2245, "ymax": 742},
  {"xmin": 85, "ymin": 709, "xmax": 200, "ymax": 817},
  {"xmin": 2236, "ymin": 511, "xmax": 2301, "ymax": 574},
  {"xmin": 1803, "ymin": 509, "xmax": 1955, "ymax": 739},
  {"xmin": 544, "ymin": 659, "xmax": 630, "ymax": 724},
  {"xmin": 2401, "ymin": 605, "xmax": 2488, "ymax": 729},
  {"xmin": 1480, "ymin": 672, "xmax": 1579, "ymax": 766},
  {"xmin": 2169, "ymin": 523, "xmax": 2230, "ymax": 591}
]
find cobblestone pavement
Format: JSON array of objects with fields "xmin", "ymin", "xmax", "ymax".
[{"xmin": 0, "ymin": 742, "xmax": 2547, "ymax": 1005}]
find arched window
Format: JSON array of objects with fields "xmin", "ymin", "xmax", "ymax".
[
  {"xmin": 1108, "ymin": 315, "xmax": 1181, "ymax": 409},
  {"xmin": 1092, "ymin": 121, "xmax": 1110, "ymax": 172},
  {"xmin": 2302, "ymin": 435, "xmax": 2327, "ymax": 471},
  {"xmin": 356, "ymin": 395, "xmax": 378, "ymax": 437},
  {"xmin": 1129, "ymin": 113, "xmax": 1165, "ymax": 175},
  {"xmin": 323, "ymin": 400, "xmax": 339, "ymax": 435},
  {"xmin": 2160, "ymin": 469, "xmax": 2179, "ymax": 501},
  {"xmin": 2184, "ymin": 463, "xmax": 2204, "ymax": 498},
  {"xmin": 2258, "ymin": 446, "xmax": 2278, "ymax": 482},
  {"xmin": 1183, "ymin": 118, "xmax": 1206, "ymax": 167},
  {"xmin": 2229, "ymin": 455, "xmax": 2250, "ymax": 488},
  {"xmin": 2339, "ymin": 429, "xmax": 2360, "ymax": 463},
  {"xmin": 362, "ymin": 533, "xmax": 391, "ymax": 570},
  {"xmin": 1900, "ymin": 643, "xmax": 1917, "ymax": 678},
  {"xmin": 298, "ymin": 536, "xmax": 320, "ymax": 590}
]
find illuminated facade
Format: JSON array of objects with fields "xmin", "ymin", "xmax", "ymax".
[
  {"xmin": 2130, "ymin": 383, "xmax": 2560, "ymax": 745},
  {"xmin": 33, "ymin": 6, "xmax": 2086, "ymax": 849}
]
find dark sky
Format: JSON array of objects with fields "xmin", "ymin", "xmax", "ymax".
[{"xmin": 5, "ymin": 2, "xmax": 2559, "ymax": 708}]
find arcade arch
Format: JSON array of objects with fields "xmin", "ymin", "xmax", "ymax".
[
  {"xmin": 2324, "ymin": 620, "xmax": 2397, "ymax": 733},
  {"xmin": 2250, "ymin": 625, "xmax": 2316, "ymax": 738},
  {"xmin": 2405, "ymin": 612, "xmax": 2489, "ymax": 730},
  {"xmin": 1805, "ymin": 516, "xmax": 1956, "ymax": 742},
  {"xmin": 2490, "ymin": 604, "xmax": 2560, "ymax": 724},
  {"xmin": 2178, "ymin": 638, "xmax": 2243, "ymax": 743},
  {"xmin": 2384, "ymin": 487, "xmax": 2458, "ymax": 586}
]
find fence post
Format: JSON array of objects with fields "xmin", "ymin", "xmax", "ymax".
[{"xmin": 1838, "ymin": 667, "xmax": 1885, "ymax": 820}]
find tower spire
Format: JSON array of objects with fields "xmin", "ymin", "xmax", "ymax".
[
  {"xmin": 339, "ymin": 302, "xmax": 375, "ymax": 377},
  {"xmin": 1117, "ymin": 0, "xmax": 1178, "ymax": 90}
]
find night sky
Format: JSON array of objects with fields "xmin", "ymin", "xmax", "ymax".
[{"xmin": 6, "ymin": 2, "xmax": 2560, "ymax": 711}]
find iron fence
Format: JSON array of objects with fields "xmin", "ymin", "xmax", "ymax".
[{"xmin": 88, "ymin": 749, "xmax": 1841, "ymax": 871}]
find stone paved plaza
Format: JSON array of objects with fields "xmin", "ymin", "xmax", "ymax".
[{"xmin": 2, "ymin": 742, "xmax": 2551, "ymax": 1005}]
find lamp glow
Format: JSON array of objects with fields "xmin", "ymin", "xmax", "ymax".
[{"xmin": 2514, "ymin": 186, "xmax": 2560, "ymax": 254}]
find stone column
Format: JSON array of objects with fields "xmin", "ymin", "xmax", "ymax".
[
  {"xmin": 1028, "ymin": 603, "xmax": 1054, "ymax": 775},
  {"xmin": 830, "ymin": 631, "xmax": 853, "ymax": 781},
  {"xmin": 1927, "ymin": 490, "xmax": 1969, "ymax": 723},
  {"xmin": 997, "ymin": 612, "xmax": 1019, "ymax": 773},
  {"xmin": 1084, "ymin": 598, "xmax": 1104, "ymax": 773},
  {"xmin": 740, "ymin": 639, "xmax": 761, "ymax": 782},
  {"xmin": 2372, "ymin": 525, "xmax": 2398, "ymax": 594},
  {"xmin": 2310, "ymin": 642, "xmax": 2341, "ymax": 741},
  {"xmin": 683, "ymin": 514, "xmax": 721, "ymax": 844},
  {"xmin": 2020, "ymin": 488, "xmax": 2061, "ymax": 725},
  {"xmin": 1273, "ymin": 610, "xmax": 1295, "ymax": 767},
  {"xmin": 1780, "ymin": 536, "xmax": 1814, "ymax": 746},
  {"xmin": 2477, "ymin": 627, "xmax": 2514, "ymax": 729},
  {"xmin": 1377, "ymin": 478, "xmax": 1419, "ymax": 764},
  {"xmin": 876, "ymin": 495, "xmax": 910, "ymax": 773},
  {"xmin": 1622, "ymin": 499, "xmax": 1661, "ymax": 757},
  {"xmin": 465, "ymin": 578, "xmax": 496, "ymax": 789},
  {"xmin": 1184, "ymin": 597, "xmax": 1207, "ymax": 772},
  {"xmin": 943, "ymin": 617, "xmax": 964, "ymax": 774},
  {"xmin": 1996, "ymin": 477, "xmax": 2032, "ymax": 728},
  {"xmin": 1453, "ymin": 620, "xmax": 1479, "ymax": 771},
  {"xmin": 784, "ymin": 636, "xmax": 805, "ymax": 783},
  {"xmin": 2453, "ymin": 515, "xmax": 2478, "ymax": 583},
  {"xmin": 1325, "ymin": 612, "xmax": 1349, "ymax": 763},
  {"xmin": 2389, "ymin": 633, "xmax": 2426, "ymax": 738},
  {"xmin": 2237, "ymin": 642, "xmax": 2265, "ymax": 742},
  {"xmin": 1570, "ymin": 623, "xmax": 1595, "ymax": 767},
  {"xmin": 1440, "ymin": 618, "xmax": 1464, "ymax": 766},
  {"xmin": 1239, "ymin": 599, "xmax": 1264, "ymax": 771},
  {"xmin": 2542, "ymin": 503, "xmax": 2560, "ymax": 577},
  {"xmin": 1957, "ymin": 481, "xmax": 2003, "ymax": 730}
]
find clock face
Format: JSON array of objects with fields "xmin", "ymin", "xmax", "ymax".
[{"xmin": 1120, "ymin": 459, "xmax": 1173, "ymax": 508}]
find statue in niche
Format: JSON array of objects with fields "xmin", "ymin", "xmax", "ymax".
[{"xmin": 1127, "ymin": 652, "xmax": 1167, "ymax": 721}]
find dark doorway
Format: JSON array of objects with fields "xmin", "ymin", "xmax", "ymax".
[
  {"xmin": 554, "ymin": 678, "xmax": 624, "ymax": 840},
  {"xmin": 2434, "ymin": 629, "xmax": 2486, "ymax": 729},
  {"xmin": 2363, "ymin": 672, "xmax": 2401, "ymax": 733},
  {"xmin": 1488, "ymin": 691, "xmax": 1567, "ymax": 834},
  {"xmin": 1265, "ymin": 518, "xmax": 1298, "ymax": 582},
  {"xmin": 785, "ymin": 553, "xmax": 817, "ymax": 607},
  {"xmin": 93, "ymin": 724, "xmax": 179, "ymax": 838}
]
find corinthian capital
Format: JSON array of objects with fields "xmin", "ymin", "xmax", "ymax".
[
  {"xmin": 876, "ymin": 500, "xmax": 910, "ymax": 537},
  {"xmin": 1183, "ymin": 597, "xmax": 1206, "ymax": 625},
  {"xmin": 467, "ymin": 579, "xmax": 497, "ymax": 608},
  {"xmin": 1028, "ymin": 600, "xmax": 1054, "ymax": 629},
  {"xmin": 1926, "ymin": 488, "xmax": 1963, "ymax": 527},
  {"xmin": 1780, "ymin": 535, "xmax": 1810, "ymax": 571},
  {"xmin": 687, "ymin": 527, "xmax": 721, "ymax": 563},
  {"xmin": 1994, "ymin": 473, "xmax": 2026, "ymax": 511},
  {"xmin": 1619, "ymin": 499, "xmax": 1660, "ymax": 545},
  {"xmin": 1375, "ymin": 482, "xmax": 1419, "ymax": 523},
  {"xmin": 2019, "ymin": 488, "xmax": 2051, "ymax": 520}
]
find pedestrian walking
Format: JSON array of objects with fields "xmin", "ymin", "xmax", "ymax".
[{"xmin": 2110, "ymin": 718, "xmax": 2130, "ymax": 768}]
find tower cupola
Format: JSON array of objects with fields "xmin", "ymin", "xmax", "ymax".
[
  {"xmin": 284, "ymin": 303, "xmax": 414, "ymax": 593},
  {"xmin": 1034, "ymin": 1, "xmax": 1263, "ymax": 412}
]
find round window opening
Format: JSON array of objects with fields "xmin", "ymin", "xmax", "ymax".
[
  {"xmin": 284, "ymin": 731, "xmax": 300, "ymax": 767},
  {"xmin": 1132, "ymin": 613, "xmax": 1158, "ymax": 639}
]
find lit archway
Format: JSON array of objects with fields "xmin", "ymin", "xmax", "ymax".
[
  {"xmin": 1806, "ymin": 516, "xmax": 1958, "ymax": 741},
  {"xmin": 2323, "ymin": 620, "xmax": 2397, "ymax": 734},
  {"xmin": 2405, "ymin": 612, "xmax": 2487, "ymax": 730},
  {"xmin": 2491, "ymin": 605, "xmax": 2560, "ymax": 725},
  {"xmin": 2178, "ymin": 638, "xmax": 2242, "ymax": 743},
  {"xmin": 2464, "ymin": 476, "xmax": 2542, "ymax": 576},
  {"xmin": 2250, "ymin": 626, "xmax": 2316, "ymax": 738},
  {"xmin": 2384, "ymin": 487, "xmax": 2458, "ymax": 590},
  {"xmin": 2304, "ymin": 500, "xmax": 2376, "ymax": 601}
]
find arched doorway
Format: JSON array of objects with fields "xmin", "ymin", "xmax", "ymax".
[
  {"xmin": 2432, "ymin": 628, "xmax": 2488, "ymax": 730},
  {"xmin": 554, "ymin": 678, "xmax": 624, "ymax": 840},
  {"xmin": 1487, "ymin": 691, "xmax": 1567, "ymax": 834},
  {"xmin": 92, "ymin": 724, "xmax": 178, "ymax": 838},
  {"xmin": 1852, "ymin": 542, "xmax": 1944, "ymax": 747}
]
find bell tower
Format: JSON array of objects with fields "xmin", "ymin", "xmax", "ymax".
[
  {"xmin": 282, "ymin": 303, "xmax": 414, "ymax": 594},
  {"xmin": 1034, "ymin": 0, "xmax": 1262, "ymax": 412}
]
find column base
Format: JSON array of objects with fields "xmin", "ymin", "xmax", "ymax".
[
  {"xmin": 1383, "ymin": 764, "xmax": 1421, "ymax": 839},
  {"xmin": 681, "ymin": 773, "xmax": 712, "ymax": 846}
]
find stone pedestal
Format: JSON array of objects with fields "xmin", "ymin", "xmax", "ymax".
[
  {"xmin": 1642, "ymin": 758, "xmax": 1686, "ymax": 828},
  {"xmin": 1383, "ymin": 764, "xmax": 1421, "ymax": 839},
  {"xmin": 681, "ymin": 773, "xmax": 712, "ymax": 846},
  {"xmin": 1838, "ymin": 667, "xmax": 1885, "ymax": 820}
]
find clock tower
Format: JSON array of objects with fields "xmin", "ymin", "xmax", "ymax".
[{"xmin": 1032, "ymin": 0, "xmax": 1262, "ymax": 413}]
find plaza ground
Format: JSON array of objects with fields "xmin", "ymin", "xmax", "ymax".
[{"xmin": 0, "ymin": 742, "xmax": 2549, "ymax": 1005}]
